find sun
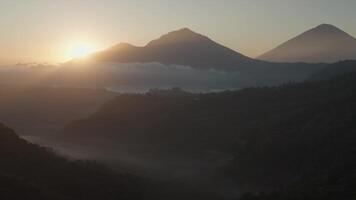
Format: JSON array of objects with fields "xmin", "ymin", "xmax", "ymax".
[{"xmin": 67, "ymin": 42, "xmax": 94, "ymax": 60}]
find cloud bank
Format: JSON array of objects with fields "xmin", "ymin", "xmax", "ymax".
[{"xmin": 0, "ymin": 61, "xmax": 247, "ymax": 92}]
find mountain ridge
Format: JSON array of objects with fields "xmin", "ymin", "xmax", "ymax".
[
  {"xmin": 78, "ymin": 27, "xmax": 324, "ymax": 86},
  {"xmin": 258, "ymin": 24, "xmax": 356, "ymax": 63},
  {"xmin": 146, "ymin": 28, "xmax": 211, "ymax": 46},
  {"xmin": 91, "ymin": 27, "xmax": 261, "ymax": 70}
]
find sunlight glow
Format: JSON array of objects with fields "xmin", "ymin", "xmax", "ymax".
[{"xmin": 66, "ymin": 42, "xmax": 94, "ymax": 60}]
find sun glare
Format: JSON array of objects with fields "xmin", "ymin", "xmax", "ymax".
[{"xmin": 67, "ymin": 42, "xmax": 94, "ymax": 60}]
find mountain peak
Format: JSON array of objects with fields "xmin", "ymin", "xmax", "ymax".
[
  {"xmin": 147, "ymin": 28, "xmax": 209, "ymax": 46},
  {"xmin": 92, "ymin": 27, "xmax": 255, "ymax": 70},
  {"xmin": 258, "ymin": 24, "xmax": 356, "ymax": 63},
  {"xmin": 109, "ymin": 42, "xmax": 136, "ymax": 50},
  {"xmin": 176, "ymin": 27, "xmax": 195, "ymax": 33},
  {"xmin": 315, "ymin": 23, "xmax": 339, "ymax": 30},
  {"xmin": 306, "ymin": 24, "xmax": 353, "ymax": 38}
]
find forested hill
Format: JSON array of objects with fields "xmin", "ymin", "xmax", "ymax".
[
  {"xmin": 227, "ymin": 74, "xmax": 356, "ymax": 198},
  {"xmin": 309, "ymin": 60, "xmax": 356, "ymax": 81},
  {"xmin": 58, "ymin": 73, "xmax": 356, "ymax": 199},
  {"xmin": 0, "ymin": 123, "xmax": 142, "ymax": 200},
  {"xmin": 233, "ymin": 73, "xmax": 356, "ymax": 199}
]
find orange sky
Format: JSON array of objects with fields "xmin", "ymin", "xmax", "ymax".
[{"xmin": 1, "ymin": 0, "xmax": 356, "ymax": 64}]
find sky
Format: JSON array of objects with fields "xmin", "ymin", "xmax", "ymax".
[{"xmin": 1, "ymin": 0, "xmax": 356, "ymax": 64}]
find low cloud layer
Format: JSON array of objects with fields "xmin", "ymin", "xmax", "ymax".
[{"xmin": 0, "ymin": 61, "xmax": 247, "ymax": 92}]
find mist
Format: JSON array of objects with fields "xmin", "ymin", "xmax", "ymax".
[{"xmin": 0, "ymin": 61, "xmax": 247, "ymax": 92}]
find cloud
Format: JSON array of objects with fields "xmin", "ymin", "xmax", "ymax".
[{"xmin": 0, "ymin": 61, "xmax": 245, "ymax": 92}]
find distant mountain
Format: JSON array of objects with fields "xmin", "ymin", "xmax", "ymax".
[
  {"xmin": 309, "ymin": 60, "xmax": 356, "ymax": 81},
  {"xmin": 258, "ymin": 24, "xmax": 356, "ymax": 63},
  {"xmin": 93, "ymin": 28, "xmax": 259, "ymax": 70},
  {"xmin": 89, "ymin": 28, "xmax": 326, "ymax": 86}
]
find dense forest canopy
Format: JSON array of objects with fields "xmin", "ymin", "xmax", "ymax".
[{"xmin": 55, "ymin": 72, "xmax": 356, "ymax": 199}]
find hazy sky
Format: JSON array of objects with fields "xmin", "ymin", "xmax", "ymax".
[{"xmin": 1, "ymin": 0, "xmax": 356, "ymax": 64}]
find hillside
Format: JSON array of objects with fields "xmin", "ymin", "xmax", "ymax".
[
  {"xmin": 0, "ymin": 86, "xmax": 115, "ymax": 136},
  {"xmin": 309, "ymin": 60, "xmax": 356, "ymax": 81},
  {"xmin": 56, "ymin": 72, "xmax": 356, "ymax": 198},
  {"xmin": 224, "ymin": 73, "xmax": 356, "ymax": 192},
  {"xmin": 0, "ymin": 123, "xmax": 142, "ymax": 200}
]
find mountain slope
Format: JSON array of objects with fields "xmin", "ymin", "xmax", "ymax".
[
  {"xmin": 56, "ymin": 71, "xmax": 356, "ymax": 198},
  {"xmin": 258, "ymin": 24, "xmax": 356, "ymax": 63},
  {"xmin": 0, "ymin": 86, "xmax": 115, "ymax": 136},
  {"xmin": 0, "ymin": 123, "xmax": 141, "ymax": 200},
  {"xmin": 88, "ymin": 28, "xmax": 326, "ymax": 86},
  {"xmin": 309, "ymin": 60, "xmax": 356, "ymax": 81},
  {"xmin": 93, "ymin": 28, "xmax": 259, "ymax": 70}
]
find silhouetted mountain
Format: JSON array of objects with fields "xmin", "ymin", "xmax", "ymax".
[
  {"xmin": 309, "ymin": 60, "xmax": 356, "ymax": 81},
  {"xmin": 56, "ymin": 72, "xmax": 356, "ymax": 199},
  {"xmin": 88, "ymin": 28, "xmax": 326, "ymax": 86},
  {"xmin": 0, "ymin": 123, "xmax": 142, "ymax": 200},
  {"xmin": 0, "ymin": 29, "xmax": 326, "ymax": 89},
  {"xmin": 258, "ymin": 24, "xmax": 356, "ymax": 63},
  {"xmin": 93, "ymin": 28, "xmax": 258, "ymax": 70}
]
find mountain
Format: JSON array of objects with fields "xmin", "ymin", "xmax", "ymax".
[
  {"xmin": 92, "ymin": 28, "xmax": 259, "ymax": 70},
  {"xmin": 55, "ymin": 71, "xmax": 356, "ymax": 198},
  {"xmin": 258, "ymin": 24, "xmax": 356, "ymax": 63},
  {"xmin": 0, "ymin": 29, "xmax": 323, "ymax": 91},
  {"xmin": 89, "ymin": 28, "xmax": 326, "ymax": 86},
  {"xmin": 0, "ymin": 123, "xmax": 142, "ymax": 200}
]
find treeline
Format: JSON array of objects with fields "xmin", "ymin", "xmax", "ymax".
[
  {"xmin": 233, "ymin": 73, "xmax": 356, "ymax": 199},
  {"xmin": 59, "ymin": 72, "xmax": 356, "ymax": 199}
]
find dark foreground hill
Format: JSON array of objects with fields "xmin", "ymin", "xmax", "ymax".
[
  {"xmin": 226, "ymin": 73, "xmax": 356, "ymax": 198},
  {"xmin": 309, "ymin": 60, "xmax": 356, "ymax": 81},
  {"xmin": 0, "ymin": 123, "xmax": 142, "ymax": 200},
  {"xmin": 57, "ymin": 72, "xmax": 356, "ymax": 199},
  {"xmin": 0, "ymin": 122, "xmax": 222, "ymax": 200}
]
